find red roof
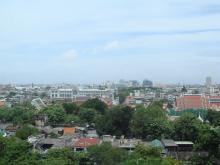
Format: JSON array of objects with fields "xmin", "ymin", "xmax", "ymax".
[
  {"xmin": 74, "ymin": 138, "xmax": 100, "ymax": 148},
  {"xmin": 209, "ymin": 96, "xmax": 220, "ymax": 98},
  {"xmin": 63, "ymin": 127, "xmax": 76, "ymax": 135},
  {"xmin": 176, "ymin": 95, "xmax": 209, "ymax": 110},
  {"xmin": 0, "ymin": 101, "xmax": 5, "ymax": 107}
]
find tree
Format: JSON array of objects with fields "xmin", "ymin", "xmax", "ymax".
[
  {"xmin": 173, "ymin": 113, "xmax": 202, "ymax": 142},
  {"xmin": 193, "ymin": 125, "xmax": 220, "ymax": 164},
  {"xmin": 133, "ymin": 144, "xmax": 161, "ymax": 159},
  {"xmin": 131, "ymin": 104, "xmax": 172, "ymax": 140},
  {"xmin": 62, "ymin": 102, "xmax": 78, "ymax": 114},
  {"xmin": 122, "ymin": 145, "xmax": 181, "ymax": 165},
  {"xmin": 0, "ymin": 106, "xmax": 35, "ymax": 125},
  {"xmin": 206, "ymin": 110, "xmax": 220, "ymax": 126},
  {"xmin": 87, "ymin": 142, "xmax": 128, "ymax": 165},
  {"xmin": 16, "ymin": 125, "xmax": 39, "ymax": 140},
  {"xmin": 79, "ymin": 108, "xmax": 96, "ymax": 123},
  {"xmin": 81, "ymin": 98, "xmax": 107, "ymax": 114},
  {"xmin": 42, "ymin": 148, "xmax": 77, "ymax": 164},
  {"xmin": 0, "ymin": 137, "xmax": 34, "ymax": 164},
  {"xmin": 43, "ymin": 105, "xmax": 66, "ymax": 124},
  {"xmin": 95, "ymin": 106, "xmax": 134, "ymax": 136}
]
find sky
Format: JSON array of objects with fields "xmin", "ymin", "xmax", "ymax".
[{"xmin": 0, "ymin": 0, "xmax": 220, "ymax": 84}]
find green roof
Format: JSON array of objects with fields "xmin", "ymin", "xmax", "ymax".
[
  {"xmin": 0, "ymin": 129, "xmax": 6, "ymax": 137},
  {"xmin": 151, "ymin": 139, "xmax": 163, "ymax": 147}
]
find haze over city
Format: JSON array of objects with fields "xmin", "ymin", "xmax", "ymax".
[{"xmin": 1, "ymin": 0, "xmax": 220, "ymax": 84}]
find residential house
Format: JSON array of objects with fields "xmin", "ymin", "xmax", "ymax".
[{"xmin": 73, "ymin": 138, "xmax": 100, "ymax": 151}]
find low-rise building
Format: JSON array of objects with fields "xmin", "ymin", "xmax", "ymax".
[
  {"xmin": 176, "ymin": 94, "xmax": 209, "ymax": 110},
  {"xmin": 0, "ymin": 100, "xmax": 5, "ymax": 108},
  {"xmin": 31, "ymin": 98, "xmax": 46, "ymax": 110},
  {"xmin": 50, "ymin": 89, "xmax": 75, "ymax": 101},
  {"xmin": 73, "ymin": 138, "xmax": 100, "ymax": 151},
  {"xmin": 176, "ymin": 94, "xmax": 220, "ymax": 111}
]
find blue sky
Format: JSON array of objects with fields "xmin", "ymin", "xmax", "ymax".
[{"xmin": 0, "ymin": 0, "xmax": 220, "ymax": 84}]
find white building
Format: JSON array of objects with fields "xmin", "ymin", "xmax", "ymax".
[
  {"xmin": 50, "ymin": 89, "xmax": 75, "ymax": 100},
  {"xmin": 31, "ymin": 98, "xmax": 46, "ymax": 110},
  {"xmin": 50, "ymin": 88, "xmax": 114, "ymax": 100},
  {"xmin": 77, "ymin": 88, "xmax": 113, "ymax": 97}
]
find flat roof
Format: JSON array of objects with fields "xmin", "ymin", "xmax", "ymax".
[
  {"xmin": 175, "ymin": 141, "xmax": 194, "ymax": 145},
  {"xmin": 161, "ymin": 139, "xmax": 178, "ymax": 147}
]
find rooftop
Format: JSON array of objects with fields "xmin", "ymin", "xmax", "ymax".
[
  {"xmin": 74, "ymin": 138, "xmax": 100, "ymax": 148},
  {"xmin": 161, "ymin": 139, "xmax": 178, "ymax": 147}
]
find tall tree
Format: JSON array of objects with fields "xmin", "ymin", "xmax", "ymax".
[
  {"xmin": 62, "ymin": 102, "xmax": 78, "ymax": 114},
  {"xmin": 88, "ymin": 142, "xmax": 128, "ymax": 165},
  {"xmin": 81, "ymin": 98, "xmax": 107, "ymax": 114},
  {"xmin": 43, "ymin": 105, "xmax": 66, "ymax": 124},
  {"xmin": 173, "ymin": 113, "xmax": 202, "ymax": 142},
  {"xmin": 95, "ymin": 106, "xmax": 134, "ymax": 136},
  {"xmin": 131, "ymin": 104, "xmax": 172, "ymax": 140}
]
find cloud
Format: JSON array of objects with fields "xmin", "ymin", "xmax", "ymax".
[
  {"xmin": 103, "ymin": 41, "xmax": 120, "ymax": 51},
  {"xmin": 57, "ymin": 49, "xmax": 78, "ymax": 64}
]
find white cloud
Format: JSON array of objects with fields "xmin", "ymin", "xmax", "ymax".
[
  {"xmin": 57, "ymin": 49, "xmax": 78, "ymax": 64},
  {"xmin": 103, "ymin": 41, "xmax": 120, "ymax": 51}
]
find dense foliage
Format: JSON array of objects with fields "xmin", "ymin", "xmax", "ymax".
[
  {"xmin": 1, "ymin": 98, "xmax": 220, "ymax": 164},
  {"xmin": 0, "ymin": 137, "xmax": 180, "ymax": 165},
  {"xmin": 0, "ymin": 106, "xmax": 35, "ymax": 125},
  {"xmin": 15, "ymin": 125, "xmax": 39, "ymax": 140}
]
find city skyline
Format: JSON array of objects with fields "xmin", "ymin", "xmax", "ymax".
[{"xmin": 1, "ymin": 0, "xmax": 220, "ymax": 84}]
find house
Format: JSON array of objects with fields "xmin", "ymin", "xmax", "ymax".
[
  {"xmin": 100, "ymin": 97, "xmax": 113, "ymax": 107},
  {"xmin": 159, "ymin": 139, "xmax": 205, "ymax": 161},
  {"xmin": 175, "ymin": 141, "xmax": 194, "ymax": 152},
  {"xmin": 5, "ymin": 125, "xmax": 19, "ymax": 135},
  {"xmin": 35, "ymin": 115, "xmax": 48, "ymax": 127},
  {"xmin": 0, "ymin": 100, "xmax": 5, "ymax": 108},
  {"xmin": 161, "ymin": 139, "xmax": 178, "ymax": 153},
  {"xmin": 208, "ymin": 96, "xmax": 220, "ymax": 111},
  {"xmin": 31, "ymin": 98, "xmax": 46, "ymax": 110},
  {"xmin": 38, "ymin": 138, "xmax": 65, "ymax": 150},
  {"xmin": 73, "ymin": 138, "xmax": 100, "ymax": 151},
  {"xmin": 73, "ymin": 96, "xmax": 90, "ymax": 106},
  {"xmin": 63, "ymin": 127, "xmax": 76, "ymax": 136},
  {"xmin": 86, "ymin": 129, "xmax": 98, "ymax": 138},
  {"xmin": 150, "ymin": 139, "xmax": 163, "ymax": 148},
  {"xmin": 102, "ymin": 135, "xmax": 114, "ymax": 142},
  {"xmin": 112, "ymin": 138, "xmax": 142, "ymax": 152},
  {"xmin": 176, "ymin": 94, "xmax": 209, "ymax": 110}
]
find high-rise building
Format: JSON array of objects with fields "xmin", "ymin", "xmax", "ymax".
[
  {"xmin": 205, "ymin": 76, "xmax": 212, "ymax": 87},
  {"xmin": 142, "ymin": 79, "xmax": 153, "ymax": 87}
]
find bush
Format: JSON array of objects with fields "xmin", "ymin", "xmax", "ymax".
[{"xmin": 16, "ymin": 125, "xmax": 39, "ymax": 140}]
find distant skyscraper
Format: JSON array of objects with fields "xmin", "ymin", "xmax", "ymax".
[
  {"xmin": 205, "ymin": 76, "xmax": 212, "ymax": 87},
  {"xmin": 142, "ymin": 79, "xmax": 153, "ymax": 87}
]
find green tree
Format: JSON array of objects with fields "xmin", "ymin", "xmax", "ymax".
[
  {"xmin": 81, "ymin": 98, "xmax": 107, "ymax": 114},
  {"xmin": 16, "ymin": 125, "xmax": 39, "ymax": 140},
  {"xmin": 88, "ymin": 142, "xmax": 128, "ymax": 165},
  {"xmin": 62, "ymin": 102, "xmax": 78, "ymax": 114},
  {"xmin": 173, "ymin": 113, "xmax": 202, "ymax": 142},
  {"xmin": 95, "ymin": 106, "xmax": 134, "ymax": 136},
  {"xmin": 79, "ymin": 108, "xmax": 96, "ymax": 123},
  {"xmin": 0, "ymin": 106, "xmax": 35, "ymax": 125},
  {"xmin": 133, "ymin": 144, "xmax": 161, "ymax": 159},
  {"xmin": 206, "ymin": 110, "xmax": 220, "ymax": 126},
  {"xmin": 42, "ymin": 148, "xmax": 77, "ymax": 164},
  {"xmin": 131, "ymin": 104, "xmax": 172, "ymax": 140},
  {"xmin": 0, "ymin": 137, "xmax": 34, "ymax": 164},
  {"xmin": 43, "ymin": 105, "xmax": 66, "ymax": 124}
]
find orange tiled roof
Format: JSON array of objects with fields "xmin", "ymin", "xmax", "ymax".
[
  {"xmin": 74, "ymin": 138, "xmax": 100, "ymax": 148},
  {"xmin": 63, "ymin": 127, "xmax": 76, "ymax": 135}
]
